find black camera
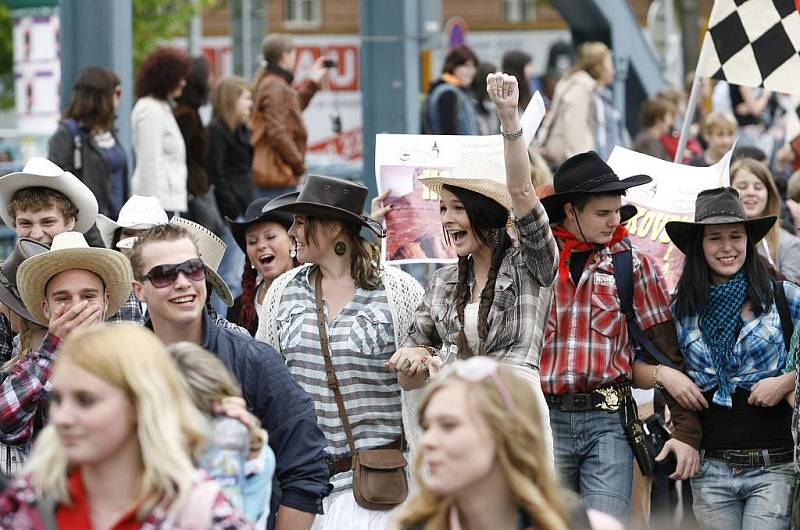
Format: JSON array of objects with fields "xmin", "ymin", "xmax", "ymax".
[
  {"xmin": 322, "ymin": 58, "xmax": 337, "ymax": 69},
  {"xmin": 643, "ymin": 414, "xmax": 677, "ymax": 475}
]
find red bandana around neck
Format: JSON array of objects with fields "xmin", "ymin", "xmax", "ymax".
[{"xmin": 551, "ymin": 224, "xmax": 629, "ymax": 285}]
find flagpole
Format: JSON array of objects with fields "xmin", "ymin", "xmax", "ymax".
[{"xmin": 674, "ymin": 74, "xmax": 704, "ymax": 164}]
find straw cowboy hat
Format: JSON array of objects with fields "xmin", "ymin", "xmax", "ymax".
[
  {"xmin": 417, "ymin": 143, "xmax": 513, "ymax": 212},
  {"xmin": 0, "ymin": 157, "xmax": 99, "ymax": 233},
  {"xmin": 541, "ymin": 151, "xmax": 651, "ymax": 223},
  {"xmin": 96, "ymin": 195, "xmax": 168, "ymax": 249},
  {"xmin": 17, "ymin": 231, "xmax": 134, "ymax": 325},
  {"xmin": 169, "ymin": 216, "xmax": 234, "ymax": 307},
  {"xmin": 261, "ymin": 175, "xmax": 385, "ymax": 237},
  {"xmin": 226, "ymin": 196, "xmax": 294, "ymax": 252},
  {"xmin": 665, "ymin": 187, "xmax": 776, "ymax": 254},
  {"xmin": 0, "ymin": 238, "xmax": 50, "ymax": 325}
]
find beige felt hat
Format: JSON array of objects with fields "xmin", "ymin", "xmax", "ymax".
[
  {"xmin": 0, "ymin": 157, "xmax": 99, "ymax": 233},
  {"xmin": 417, "ymin": 143, "xmax": 513, "ymax": 212},
  {"xmin": 169, "ymin": 216, "xmax": 233, "ymax": 307},
  {"xmin": 96, "ymin": 195, "xmax": 168, "ymax": 249},
  {"xmin": 17, "ymin": 231, "xmax": 134, "ymax": 325}
]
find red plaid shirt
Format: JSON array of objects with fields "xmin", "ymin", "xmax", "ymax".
[{"xmin": 540, "ymin": 239, "xmax": 673, "ymax": 395}]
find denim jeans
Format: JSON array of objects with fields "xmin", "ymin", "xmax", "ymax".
[
  {"xmin": 691, "ymin": 456, "xmax": 796, "ymax": 530},
  {"xmin": 549, "ymin": 407, "xmax": 633, "ymax": 523}
]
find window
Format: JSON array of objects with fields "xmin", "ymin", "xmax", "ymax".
[
  {"xmin": 502, "ymin": 0, "xmax": 536, "ymax": 23},
  {"xmin": 284, "ymin": 0, "xmax": 321, "ymax": 27}
]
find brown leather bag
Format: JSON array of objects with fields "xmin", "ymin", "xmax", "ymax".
[
  {"xmin": 252, "ymin": 144, "xmax": 296, "ymax": 188},
  {"xmin": 314, "ymin": 271, "xmax": 408, "ymax": 510}
]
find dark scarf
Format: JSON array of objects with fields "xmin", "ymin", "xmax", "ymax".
[
  {"xmin": 267, "ymin": 63, "xmax": 294, "ymax": 85},
  {"xmin": 551, "ymin": 224, "xmax": 629, "ymax": 286},
  {"xmin": 698, "ymin": 270, "xmax": 747, "ymax": 404}
]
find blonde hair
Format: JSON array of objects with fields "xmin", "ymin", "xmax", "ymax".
[
  {"xmin": 701, "ymin": 111, "xmax": 737, "ymax": 138},
  {"xmin": 731, "ymin": 158, "xmax": 782, "ymax": 261},
  {"xmin": 1, "ymin": 318, "xmax": 47, "ymax": 373},
  {"xmin": 23, "ymin": 324, "xmax": 208, "ymax": 518},
  {"xmin": 394, "ymin": 363, "xmax": 569, "ymax": 530},
  {"xmin": 167, "ymin": 341, "xmax": 242, "ymax": 414},
  {"xmin": 212, "ymin": 76, "xmax": 251, "ymax": 132},
  {"xmin": 573, "ymin": 41, "xmax": 611, "ymax": 81}
]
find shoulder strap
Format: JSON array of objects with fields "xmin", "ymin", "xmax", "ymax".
[
  {"xmin": 773, "ymin": 280, "xmax": 794, "ymax": 352},
  {"xmin": 62, "ymin": 118, "xmax": 83, "ymax": 171},
  {"xmin": 611, "ymin": 245, "xmax": 676, "ymax": 369},
  {"xmin": 314, "ymin": 270, "xmax": 358, "ymax": 454}
]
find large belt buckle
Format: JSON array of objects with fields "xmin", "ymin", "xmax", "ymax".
[{"xmin": 594, "ymin": 386, "xmax": 621, "ymax": 411}]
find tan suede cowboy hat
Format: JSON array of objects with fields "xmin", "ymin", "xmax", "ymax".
[
  {"xmin": 17, "ymin": 231, "xmax": 134, "ymax": 325},
  {"xmin": 169, "ymin": 216, "xmax": 234, "ymax": 307},
  {"xmin": 665, "ymin": 187, "xmax": 776, "ymax": 254},
  {"xmin": 0, "ymin": 157, "xmax": 99, "ymax": 233}
]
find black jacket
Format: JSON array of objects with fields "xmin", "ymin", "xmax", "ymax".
[
  {"xmin": 151, "ymin": 311, "xmax": 332, "ymax": 527},
  {"xmin": 206, "ymin": 119, "xmax": 254, "ymax": 220}
]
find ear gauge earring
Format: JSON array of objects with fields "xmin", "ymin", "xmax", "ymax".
[{"xmin": 334, "ymin": 241, "xmax": 347, "ymax": 256}]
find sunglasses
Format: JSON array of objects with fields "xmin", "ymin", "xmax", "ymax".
[
  {"xmin": 438, "ymin": 356, "xmax": 516, "ymax": 411},
  {"xmin": 141, "ymin": 258, "xmax": 205, "ymax": 288}
]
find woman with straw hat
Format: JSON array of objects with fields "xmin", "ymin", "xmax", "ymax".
[
  {"xmin": 256, "ymin": 174, "xmax": 423, "ymax": 529},
  {"xmin": 387, "ymin": 73, "xmax": 558, "ymax": 457},
  {"xmin": 659, "ymin": 187, "xmax": 800, "ymax": 529}
]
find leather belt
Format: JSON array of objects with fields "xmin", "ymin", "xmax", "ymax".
[
  {"xmin": 544, "ymin": 382, "xmax": 631, "ymax": 412},
  {"xmin": 326, "ymin": 438, "xmax": 404, "ymax": 476},
  {"xmin": 703, "ymin": 447, "xmax": 794, "ymax": 468}
]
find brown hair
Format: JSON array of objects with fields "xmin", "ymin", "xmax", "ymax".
[
  {"xmin": 640, "ymin": 97, "xmax": 676, "ymax": 128},
  {"xmin": 211, "ymin": 76, "xmax": 251, "ymax": 131},
  {"xmin": 787, "ymin": 170, "xmax": 800, "ymax": 202},
  {"xmin": 394, "ymin": 362, "xmax": 569, "ymax": 530},
  {"xmin": 8, "ymin": 187, "xmax": 78, "ymax": 226},
  {"xmin": 442, "ymin": 45, "xmax": 478, "ymax": 75},
  {"xmin": 254, "ymin": 34, "xmax": 294, "ymax": 89},
  {"xmin": 730, "ymin": 158, "xmax": 782, "ymax": 262},
  {"xmin": 64, "ymin": 67, "xmax": 120, "ymax": 132},
  {"xmin": 700, "ymin": 111, "xmax": 737, "ymax": 138},
  {"xmin": 129, "ymin": 224, "xmax": 199, "ymax": 280},
  {"xmin": 2, "ymin": 319, "xmax": 47, "ymax": 373},
  {"xmin": 304, "ymin": 217, "xmax": 381, "ymax": 290},
  {"xmin": 135, "ymin": 46, "xmax": 191, "ymax": 100},
  {"xmin": 573, "ymin": 41, "xmax": 611, "ymax": 81}
]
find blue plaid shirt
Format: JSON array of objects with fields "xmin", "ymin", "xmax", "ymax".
[{"xmin": 676, "ymin": 281, "xmax": 800, "ymax": 407}]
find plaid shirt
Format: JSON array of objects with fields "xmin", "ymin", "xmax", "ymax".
[
  {"xmin": 680, "ymin": 281, "xmax": 800, "ymax": 408},
  {"xmin": 106, "ymin": 291, "xmax": 145, "ymax": 324},
  {"xmin": 0, "ymin": 315, "xmax": 13, "ymax": 367},
  {"xmin": 540, "ymin": 239, "xmax": 673, "ymax": 394},
  {"xmin": 0, "ymin": 334, "xmax": 60, "ymax": 445},
  {"xmin": 404, "ymin": 201, "xmax": 557, "ymax": 368}
]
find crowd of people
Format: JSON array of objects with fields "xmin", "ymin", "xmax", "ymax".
[{"xmin": 0, "ymin": 32, "xmax": 800, "ymax": 530}]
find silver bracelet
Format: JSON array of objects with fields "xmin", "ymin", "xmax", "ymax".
[{"xmin": 500, "ymin": 127, "xmax": 523, "ymax": 141}]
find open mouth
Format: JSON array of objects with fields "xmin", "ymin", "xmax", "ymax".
[
  {"xmin": 258, "ymin": 253, "xmax": 275, "ymax": 266},
  {"xmin": 169, "ymin": 295, "xmax": 196, "ymax": 306},
  {"xmin": 716, "ymin": 256, "xmax": 738, "ymax": 265},
  {"xmin": 448, "ymin": 230, "xmax": 467, "ymax": 244}
]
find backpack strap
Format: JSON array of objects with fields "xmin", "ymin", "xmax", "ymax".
[
  {"xmin": 62, "ymin": 118, "xmax": 83, "ymax": 171},
  {"xmin": 611, "ymin": 243, "xmax": 677, "ymax": 369},
  {"xmin": 773, "ymin": 280, "xmax": 794, "ymax": 352}
]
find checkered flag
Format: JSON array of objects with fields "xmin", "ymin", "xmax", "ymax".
[{"xmin": 696, "ymin": 0, "xmax": 800, "ymax": 95}]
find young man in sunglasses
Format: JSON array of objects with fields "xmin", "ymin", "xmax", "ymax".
[{"xmin": 129, "ymin": 223, "xmax": 331, "ymax": 530}]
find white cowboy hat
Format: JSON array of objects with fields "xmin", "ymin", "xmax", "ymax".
[
  {"xmin": 169, "ymin": 216, "xmax": 234, "ymax": 307},
  {"xmin": 0, "ymin": 157, "xmax": 99, "ymax": 233},
  {"xmin": 17, "ymin": 231, "xmax": 134, "ymax": 325},
  {"xmin": 417, "ymin": 141, "xmax": 513, "ymax": 212},
  {"xmin": 96, "ymin": 195, "xmax": 168, "ymax": 249}
]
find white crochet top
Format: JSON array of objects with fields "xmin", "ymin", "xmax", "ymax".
[{"xmin": 256, "ymin": 264, "xmax": 426, "ymax": 451}]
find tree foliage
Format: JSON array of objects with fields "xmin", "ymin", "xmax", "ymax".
[
  {"xmin": 132, "ymin": 0, "xmax": 214, "ymax": 72},
  {"xmin": 0, "ymin": 4, "xmax": 13, "ymax": 110}
]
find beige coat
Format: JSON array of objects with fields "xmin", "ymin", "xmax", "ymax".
[{"xmin": 537, "ymin": 70, "xmax": 597, "ymax": 167}]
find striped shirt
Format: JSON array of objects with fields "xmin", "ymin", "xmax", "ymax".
[{"xmin": 275, "ymin": 266, "xmax": 402, "ymax": 491}]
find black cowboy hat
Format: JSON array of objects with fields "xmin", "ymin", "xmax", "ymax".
[
  {"xmin": 665, "ymin": 187, "xmax": 776, "ymax": 255},
  {"xmin": 261, "ymin": 174, "xmax": 385, "ymax": 237},
  {"xmin": 226, "ymin": 196, "xmax": 294, "ymax": 252},
  {"xmin": 0, "ymin": 238, "xmax": 50, "ymax": 325},
  {"xmin": 541, "ymin": 151, "xmax": 652, "ymax": 223}
]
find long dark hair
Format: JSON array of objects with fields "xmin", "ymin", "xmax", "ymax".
[
  {"xmin": 672, "ymin": 225, "xmax": 773, "ymax": 319},
  {"xmin": 443, "ymin": 184, "xmax": 511, "ymax": 357},
  {"xmin": 502, "ymin": 50, "xmax": 533, "ymax": 110},
  {"xmin": 64, "ymin": 67, "xmax": 120, "ymax": 132},
  {"xmin": 176, "ymin": 56, "xmax": 210, "ymax": 110}
]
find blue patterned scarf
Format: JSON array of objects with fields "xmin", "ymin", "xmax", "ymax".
[{"xmin": 698, "ymin": 271, "xmax": 747, "ymax": 405}]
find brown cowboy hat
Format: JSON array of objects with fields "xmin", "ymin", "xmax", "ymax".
[
  {"xmin": 0, "ymin": 238, "xmax": 50, "ymax": 325},
  {"xmin": 261, "ymin": 175, "xmax": 385, "ymax": 237},
  {"xmin": 665, "ymin": 187, "xmax": 776, "ymax": 254}
]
